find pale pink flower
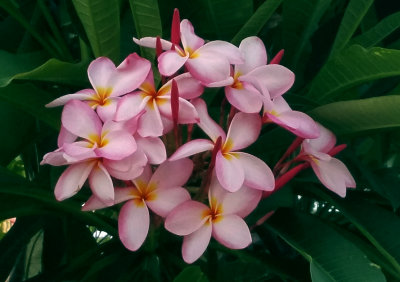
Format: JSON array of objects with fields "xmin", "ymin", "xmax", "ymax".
[
  {"xmin": 301, "ymin": 124, "xmax": 356, "ymax": 197},
  {"xmin": 114, "ymin": 71, "xmax": 201, "ymax": 137},
  {"xmin": 170, "ymin": 98, "xmax": 274, "ymax": 192},
  {"xmin": 165, "ymin": 173, "xmax": 261, "ymax": 263},
  {"xmin": 42, "ymin": 100, "xmax": 146, "ymax": 205},
  {"xmin": 83, "ymin": 159, "xmax": 193, "ymax": 251},
  {"xmin": 224, "ymin": 37, "xmax": 294, "ymax": 113},
  {"xmin": 46, "ymin": 54, "xmax": 151, "ymax": 121},
  {"xmin": 134, "ymin": 19, "xmax": 243, "ymax": 85}
]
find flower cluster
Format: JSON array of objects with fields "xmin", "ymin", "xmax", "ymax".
[{"xmin": 42, "ymin": 9, "xmax": 355, "ymax": 263}]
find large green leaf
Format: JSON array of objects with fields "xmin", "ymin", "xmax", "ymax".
[
  {"xmin": 129, "ymin": 0, "xmax": 162, "ymax": 61},
  {"xmin": 231, "ymin": 0, "xmax": 283, "ymax": 45},
  {"xmin": 309, "ymin": 188, "xmax": 400, "ymax": 274},
  {"xmin": 308, "ymin": 45, "xmax": 400, "ymax": 101},
  {"xmin": 309, "ymin": 95, "xmax": 400, "ymax": 135},
  {"xmin": 282, "ymin": 0, "xmax": 331, "ymax": 70},
  {"xmin": 0, "ymin": 50, "xmax": 88, "ymax": 87},
  {"xmin": 329, "ymin": 0, "xmax": 374, "ymax": 57},
  {"xmin": 173, "ymin": 266, "xmax": 208, "ymax": 282},
  {"xmin": 0, "ymin": 83, "xmax": 61, "ymax": 130},
  {"xmin": 72, "ymin": 0, "xmax": 120, "ymax": 62},
  {"xmin": 267, "ymin": 209, "xmax": 386, "ymax": 282},
  {"xmin": 351, "ymin": 11, "xmax": 400, "ymax": 48}
]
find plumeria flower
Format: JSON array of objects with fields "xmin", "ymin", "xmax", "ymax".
[
  {"xmin": 263, "ymin": 96, "xmax": 320, "ymax": 138},
  {"xmin": 300, "ymin": 124, "xmax": 356, "ymax": 197},
  {"xmin": 115, "ymin": 71, "xmax": 201, "ymax": 137},
  {"xmin": 46, "ymin": 54, "xmax": 151, "ymax": 121},
  {"xmin": 224, "ymin": 37, "xmax": 294, "ymax": 113},
  {"xmin": 83, "ymin": 159, "xmax": 193, "ymax": 251},
  {"xmin": 165, "ymin": 173, "xmax": 261, "ymax": 263},
  {"xmin": 134, "ymin": 19, "xmax": 243, "ymax": 85},
  {"xmin": 170, "ymin": 98, "xmax": 274, "ymax": 192},
  {"xmin": 43, "ymin": 100, "xmax": 146, "ymax": 205}
]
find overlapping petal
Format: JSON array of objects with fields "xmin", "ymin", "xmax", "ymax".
[
  {"xmin": 147, "ymin": 187, "xmax": 191, "ymax": 217},
  {"xmin": 182, "ymin": 223, "xmax": 212, "ymax": 264},
  {"xmin": 212, "ymin": 214, "xmax": 252, "ymax": 249},
  {"xmin": 215, "ymin": 151, "xmax": 244, "ymax": 192},
  {"xmin": 225, "ymin": 113, "xmax": 261, "ymax": 151},
  {"xmin": 89, "ymin": 162, "xmax": 114, "ymax": 206},
  {"xmin": 169, "ymin": 139, "xmax": 214, "ymax": 161},
  {"xmin": 150, "ymin": 159, "xmax": 193, "ymax": 190}
]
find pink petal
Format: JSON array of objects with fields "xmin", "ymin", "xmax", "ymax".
[
  {"xmin": 303, "ymin": 123, "xmax": 336, "ymax": 154},
  {"xmin": 135, "ymin": 135, "xmax": 166, "ymax": 165},
  {"xmin": 114, "ymin": 187, "xmax": 136, "ymax": 204},
  {"xmin": 54, "ymin": 161, "xmax": 96, "ymax": 201},
  {"xmin": 169, "ymin": 139, "xmax": 214, "ymax": 161},
  {"xmin": 173, "ymin": 73, "xmax": 204, "ymax": 99},
  {"xmin": 182, "ymin": 223, "xmax": 212, "ymax": 264},
  {"xmin": 212, "ymin": 214, "xmax": 252, "ymax": 249},
  {"xmin": 46, "ymin": 89, "xmax": 95, "ymax": 107},
  {"xmin": 191, "ymin": 98, "xmax": 226, "ymax": 142},
  {"xmin": 62, "ymin": 100, "xmax": 102, "ymax": 139},
  {"xmin": 132, "ymin": 164, "xmax": 153, "ymax": 186},
  {"xmin": 310, "ymin": 158, "xmax": 356, "ymax": 198},
  {"xmin": 114, "ymin": 92, "xmax": 149, "ymax": 121},
  {"xmin": 165, "ymin": 200, "xmax": 210, "ymax": 236},
  {"xmin": 215, "ymin": 151, "xmax": 245, "ymax": 192},
  {"xmin": 220, "ymin": 185, "xmax": 262, "ymax": 217},
  {"xmin": 108, "ymin": 53, "xmax": 151, "ymax": 97},
  {"xmin": 41, "ymin": 150, "xmax": 73, "ymax": 166},
  {"xmin": 236, "ymin": 36, "xmax": 267, "ymax": 75},
  {"xmin": 268, "ymin": 110, "xmax": 320, "ymax": 139},
  {"xmin": 103, "ymin": 150, "xmax": 147, "ymax": 180},
  {"xmin": 96, "ymin": 98, "xmax": 118, "ymax": 122},
  {"xmin": 180, "ymin": 19, "xmax": 204, "ymax": 50},
  {"xmin": 186, "ymin": 53, "xmax": 231, "ymax": 84},
  {"xmin": 89, "ymin": 162, "xmax": 114, "ymax": 206},
  {"xmin": 198, "ymin": 41, "xmax": 243, "ymax": 64},
  {"xmin": 95, "ymin": 130, "xmax": 137, "ymax": 160},
  {"xmin": 150, "ymin": 158, "xmax": 193, "ymax": 190},
  {"xmin": 157, "ymin": 96, "xmax": 199, "ymax": 124},
  {"xmin": 88, "ymin": 57, "xmax": 115, "ymax": 90},
  {"xmin": 205, "ymin": 77, "xmax": 235, "ymax": 88},
  {"xmin": 236, "ymin": 152, "xmax": 275, "ymax": 191},
  {"xmin": 147, "ymin": 187, "xmax": 191, "ymax": 217},
  {"xmin": 225, "ymin": 113, "xmax": 261, "ymax": 151},
  {"xmin": 82, "ymin": 195, "xmax": 110, "ymax": 211},
  {"xmin": 57, "ymin": 126, "xmax": 77, "ymax": 147},
  {"xmin": 133, "ymin": 37, "xmax": 173, "ymax": 50},
  {"xmin": 158, "ymin": 50, "xmax": 188, "ymax": 76},
  {"xmin": 137, "ymin": 101, "xmax": 164, "ymax": 137},
  {"xmin": 63, "ymin": 141, "xmax": 97, "ymax": 160},
  {"xmin": 225, "ymin": 83, "xmax": 263, "ymax": 113},
  {"xmin": 118, "ymin": 200, "xmax": 149, "ymax": 251},
  {"xmin": 241, "ymin": 65, "xmax": 295, "ymax": 98}
]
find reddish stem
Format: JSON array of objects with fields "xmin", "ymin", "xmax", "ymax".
[
  {"xmin": 273, "ymin": 137, "xmax": 304, "ymax": 174},
  {"xmin": 269, "ymin": 49, "xmax": 284, "ymax": 64},
  {"xmin": 171, "ymin": 8, "xmax": 181, "ymax": 45}
]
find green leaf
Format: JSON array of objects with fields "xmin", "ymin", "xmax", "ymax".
[
  {"xmin": 72, "ymin": 0, "xmax": 120, "ymax": 62},
  {"xmin": 309, "ymin": 95, "xmax": 400, "ymax": 135},
  {"xmin": 231, "ymin": 0, "xmax": 283, "ymax": 45},
  {"xmin": 308, "ymin": 45, "xmax": 400, "ymax": 101},
  {"xmin": 0, "ymin": 50, "xmax": 88, "ymax": 87},
  {"xmin": 173, "ymin": 266, "xmax": 209, "ymax": 282},
  {"xmin": 0, "ymin": 83, "xmax": 61, "ymax": 130},
  {"xmin": 204, "ymin": 0, "xmax": 253, "ymax": 41},
  {"xmin": 267, "ymin": 209, "xmax": 386, "ymax": 282},
  {"xmin": 351, "ymin": 11, "xmax": 400, "ymax": 48},
  {"xmin": 310, "ymin": 260, "xmax": 335, "ymax": 282},
  {"xmin": 282, "ymin": 0, "xmax": 331, "ymax": 70},
  {"xmin": 309, "ymin": 189, "xmax": 400, "ymax": 275},
  {"xmin": 329, "ymin": 0, "xmax": 374, "ymax": 57}
]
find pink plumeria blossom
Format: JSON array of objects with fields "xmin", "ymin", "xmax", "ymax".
[
  {"xmin": 115, "ymin": 71, "xmax": 201, "ymax": 137},
  {"xmin": 46, "ymin": 54, "xmax": 151, "ymax": 121},
  {"xmin": 300, "ymin": 124, "xmax": 356, "ymax": 197},
  {"xmin": 83, "ymin": 159, "xmax": 193, "ymax": 251},
  {"xmin": 165, "ymin": 173, "xmax": 261, "ymax": 263},
  {"xmin": 263, "ymin": 96, "xmax": 320, "ymax": 138},
  {"xmin": 170, "ymin": 98, "xmax": 274, "ymax": 192},
  {"xmin": 134, "ymin": 19, "xmax": 243, "ymax": 85}
]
